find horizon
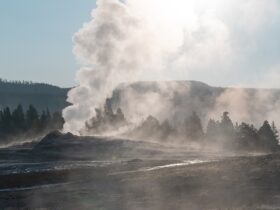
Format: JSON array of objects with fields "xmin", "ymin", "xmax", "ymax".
[{"xmin": 2, "ymin": 77, "xmax": 280, "ymax": 91}]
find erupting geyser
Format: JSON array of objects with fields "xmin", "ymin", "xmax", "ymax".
[{"xmin": 63, "ymin": 0, "xmax": 280, "ymax": 134}]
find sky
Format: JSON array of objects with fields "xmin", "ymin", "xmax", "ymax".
[
  {"xmin": 0, "ymin": 0, "xmax": 280, "ymax": 88},
  {"xmin": 0, "ymin": 0, "xmax": 96, "ymax": 87}
]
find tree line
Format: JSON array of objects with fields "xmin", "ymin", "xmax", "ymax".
[
  {"xmin": 0, "ymin": 104, "xmax": 64, "ymax": 143},
  {"xmin": 0, "ymin": 78, "xmax": 36, "ymax": 85},
  {"xmin": 133, "ymin": 111, "xmax": 279, "ymax": 152},
  {"xmin": 85, "ymin": 99, "xmax": 279, "ymax": 152},
  {"xmin": 205, "ymin": 112, "xmax": 279, "ymax": 151},
  {"xmin": 0, "ymin": 78, "xmax": 59, "ymax": 87}
]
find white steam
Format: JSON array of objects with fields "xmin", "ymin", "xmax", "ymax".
[
  {"xmin": 63, "ymin": 0, "xmax": 150, "ymax": 133},
  {"xmin": 209, "ymin": 88, "xmax": 280, "ymax": 127},
  {"xmin": 63, "ymin": 0, "xmax": 280, "ymax": 134}
]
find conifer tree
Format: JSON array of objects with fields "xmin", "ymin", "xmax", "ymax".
[
  {"xmin": 206, "ymin": 119, "xmax": 218, "ymax": 139},
  {"xmin": 26, "ymin": 105, "xmax": 39, "ymax": 130},
  {"xmin": 236, "ymin": 123, "xmax": 260, "ymax": 150},
  {"xmin": 39, "ymin": 111, "xmax": 48, "ymax": 131},
  {"xmin": 2, "ymin": 107, "xmax": 13, "ymax": 133},
  {"xmin": 51, "ymin": 112, "xmax": 64, "ymax": 130},
  {"xmin": 220, "ymin": 112, "xmax": 235, "ymax": 134},
  {"xmin": 12, "ymin": 104, "xmax": 25, "ymax": 131},
  {"xmin": 219, "ymin": 112, "xmax": 235, "ymax": 144},
  {"xmin": 258, "ymin": 121, "xmax": 278, "ymax": 151},
  {"xmin": 185, "ymin": 112, "xmax": 204, "ymax": 141}
]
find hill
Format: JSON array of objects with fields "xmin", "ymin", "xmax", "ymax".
[
  {"xmin": 0, "ymin": 79, "xmax": 70, "ymax": 113},
  {"xmin": 111, "ymin": 80, "xmax": 280, "ymax": 126},
  {"xmin": 1, "ymin": 79, "xmax": 280, "ymax": 125}
]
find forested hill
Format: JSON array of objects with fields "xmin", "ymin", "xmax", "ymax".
[
  {"xmin": 2, "ymin": 78, "xmax": 280, "ymax": 121},
  {"xmin": 111, "ymin": 80, "xmax": 280, "ymax": 127},
  {"xmin": 0, "ymin": 79, "xmax": 70, "ymax": 113}
]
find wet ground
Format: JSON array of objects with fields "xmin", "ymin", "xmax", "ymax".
[{"xmin": 0, "ymin": 134, "xmax": 279, "ymax": 210}]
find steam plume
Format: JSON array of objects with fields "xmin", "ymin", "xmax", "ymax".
[
  {"xmin": 63, "ymin": 0, "xmax": 149, "ymax": 133},
  {"xmin": 63, "ymin": 0, "xmax": 280, "ymax": 134}
]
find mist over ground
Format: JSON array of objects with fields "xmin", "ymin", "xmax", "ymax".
[{"xmin": 0, "ymin": 131, "xmax": 279, "ymax": 210}]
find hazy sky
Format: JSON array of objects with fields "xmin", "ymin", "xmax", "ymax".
[
  {"xmin": 0, "ymin": 0, "xmax": 280, "ymax": 88},
  {"xmin": 0, "ymin": 0, "xmax": 96, "ymax": 87}
]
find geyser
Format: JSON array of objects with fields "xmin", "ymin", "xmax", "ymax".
[
  {"xmin": 62, "ymin": 0, "xmax": 232, "ymax": 134},
  {"xmin": 63, "ymin": 0, "xmax": 280, "ymax": 134}
]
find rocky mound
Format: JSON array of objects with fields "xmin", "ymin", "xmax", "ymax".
[{"xmin": 32, "ymin": 131, "xmax": 168, "ymax": 161}]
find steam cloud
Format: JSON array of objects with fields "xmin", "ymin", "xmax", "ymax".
[{"xmin": 63, "ymin": 0, "xmax": 280, "ymax": 134}]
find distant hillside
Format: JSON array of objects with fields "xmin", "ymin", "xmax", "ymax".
[
  {"xmin": 111, "ymin": 81, "xmax": 280, "ymax": 126},
  {"xmin": 0, "ymin": 79, "xmax": 70, "ymax": 113},
  {"xmin": 1, "ymin": 79, "xmax": 280, "ymax": 125}
]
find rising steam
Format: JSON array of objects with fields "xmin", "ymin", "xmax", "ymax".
[{"xmin": 63, "ymin": 0, "xmax": 280, "ymax": 134}]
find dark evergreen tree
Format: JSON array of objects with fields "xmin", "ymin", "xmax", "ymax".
[
  {"xmin": 258, "ymin": 121, "xmax": 278, "ymax": 151},
  {"xmin": 219, "ymin": 112, "xmax": 235, "ymax": 145},
  {"xmin": 104, "ymin": 98, "xmax": 114, "ymax": 120},
  {"xmin": 236, "ymin": 123, "xmax": 260, "ymax": 150},
  {"xmin": 12, "ymin": 104, "xmax": 25, "ymax": 131},
  {"xmin": 39, "ymin": 111, "xmax": 48, "ymax": 131},
  {"xmin": 26, "ymin": 105, "xmax": 39, "ymax": 130},
  {"xmin": 0, "ymin": 109, "xmax": 4, "ymax": 133},
  {"xmin": 1, "ymin": 107, "xmax": 13, "ymax": 133},
  {"xmin": 51, "ymin": 112, "xmax": 65, "ymax": 130},
  {"xmin": 220, "ymin": 112, "xmax": 235, "ymax": 134}
]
